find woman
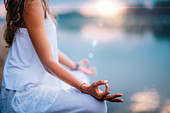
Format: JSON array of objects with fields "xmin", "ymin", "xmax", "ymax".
[{"xmin": 0, "ymin": 0, "xmax": 123, "ymax": 112}]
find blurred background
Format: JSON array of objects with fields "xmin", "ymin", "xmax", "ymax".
[{"xmin": 0, "ymin": 0, "xmax": 170, "ymax": 113}]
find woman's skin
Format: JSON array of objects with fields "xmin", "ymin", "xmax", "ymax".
[
  {"xmin": 22, "ymin": 0, "xmax": 123, "ymax": 102},
  {"xmin": 58, "ymin": 50, "xmax": 97, "ymax": 76}
]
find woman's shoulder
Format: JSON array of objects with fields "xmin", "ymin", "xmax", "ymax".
[
  {"xmin": 24, "ymin": 0, "xmax": 43, "ymax": 13},
  {"xmin": 24, "ymin": 0, "xmax": 42, "ymax": 6},
  {"xmin": 24, "ymin": 0, "xmax": 42, "ymax": 4},
  {"xmin": 23, "ymin": 0, "xmax": 44, "ymax": 19}
]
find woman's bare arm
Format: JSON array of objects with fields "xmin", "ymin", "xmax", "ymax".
[
  {"xmin": 58, "ymin": 50, "xmax": 97, "ymax": 75},
  {"xmin": 58, "ymin": 49, "xmax": 77, "ymax": 70}
]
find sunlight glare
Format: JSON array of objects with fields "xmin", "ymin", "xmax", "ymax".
[
  {"xmin": 96, "ymin": 0, "xmax": 124, "ymax": 17},
  {"xmin": 80, "ymin": 0, "xmax": 125, "ymax": 17}
]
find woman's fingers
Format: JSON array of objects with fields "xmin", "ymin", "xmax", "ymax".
[
  {"xmin": 109, "ymin": 98, "xmax": 124, "ymax": 102},
  {"xmin": 91, "ymin": 80, "xmax": 110, "ymax": 99},
  {"xmin": 83, "ymin": 59, "xmax": 90, "ymax": 68},
  {"xmin": 102, "ymin": 93, "xmax": 123, "ymax": 102},
  {"xmin": 103, "ymin": 93, "xmax": 123, "ymax": 100},
  {"xmin": 79, "ymin": 59, "xmax": 90, "ymax": 68},
  {"xmin": 88, "ymin": 67, "xmax": 97, "ymax": 76},
  {"xmin": 92, "ymin": 80, "xmax": 108, "ymax": 87},
  {"xmin": 99, "ymin": 83, "xmax": 110, "ymax": 97},
  {"xmin": 90, "ymin": 80, "xmax": 123, "ymax": 102},
  {"xmin": 78, "ymin": 59, "xmax": 98, "ymax": 76}
]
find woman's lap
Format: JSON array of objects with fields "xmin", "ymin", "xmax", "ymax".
[
  {"xmin": 46, "ymin": 88, "xmax": 107, "ymax": 113},
  {"xmin": 45, "ymin": 71, "xmax": 107, "ymax": 113},
  {"xmin": 0, "ymin": 71, "xmax": 107, "ymax": 113},
  {"xmin": 0, "ymin": 85, "xmax": 107, "ymax": 113}
]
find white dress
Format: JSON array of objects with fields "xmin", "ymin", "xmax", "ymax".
[{"xmin": 0, "ymin": 12, "xmax": 107, "ymax": 113}]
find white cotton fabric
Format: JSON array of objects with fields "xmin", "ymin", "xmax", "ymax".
[
  {"xmin": 2, "ymin": 12, "xmax": 58, "ymax": 91},
  {"xmin": 0, "ymin": 71, "xmax": 107, "ymax": 113}
]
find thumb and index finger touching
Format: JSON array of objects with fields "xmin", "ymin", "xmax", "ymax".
[
  {"xmin": 93, "ymin": 80, "xmax": 110, "ymax": 97},
  {"xmin": 93, "ymin": 80, "xmax": 123, "ymax": 102},
  {"xmin": 79, "ymin": 59, "xmax": 90, "ymax": 68}
]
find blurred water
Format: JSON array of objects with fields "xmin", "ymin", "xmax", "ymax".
[{"xmin": 57, "ymin": 15, "xmax": 170, "ymax": 113}]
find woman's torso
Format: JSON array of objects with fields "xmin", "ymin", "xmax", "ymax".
[{"xmin": 2, "ymin": 12, "xmax": 59, "ymax": 91}]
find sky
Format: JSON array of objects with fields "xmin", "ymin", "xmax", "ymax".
[
  {"xmin": 47, "ymin": 0, "xmax": 162, "ymax": 15},
  {"xmin": 0, "ymin": 0, "xmax": 162, "ymax": 7},
  {"xmin": 48, "ymin": 0, "xmax": 160, "ymax": 7},
  {"xmin": 0, "ymin": 0, "xmax": 167, "ymax": 17}
]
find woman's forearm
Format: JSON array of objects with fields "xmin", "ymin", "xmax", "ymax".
[
  {"xmin": 58, "ymin": 49, "xmax": 77, "ymax": 70},
  {"xmin": 46, "ymin": 59, "xmax": 87, "ymax": 90}
]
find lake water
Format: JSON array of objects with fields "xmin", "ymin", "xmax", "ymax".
[{"xmin": 57, "ymin": 15, "xmax": 170, "ymax": 113}]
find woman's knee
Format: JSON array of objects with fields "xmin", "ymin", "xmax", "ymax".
[
  {"xmin": 90, "ymin": 100, "xmax": 107, "ymax": 113},
  {"xmin": 81, "ymin": 98, "xmax": 107, "ymax": 113}
]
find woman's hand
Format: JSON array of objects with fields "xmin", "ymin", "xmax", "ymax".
[
  {"xmin": 78, "ymin": 59, "xmax": 97, "ymax": 76},
  {"xmin": 81, "ymin": 80, "xmax": 124, "ymax": 102}
]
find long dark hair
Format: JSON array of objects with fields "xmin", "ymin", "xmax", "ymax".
[{"xmin": 3, "ymin": 0, "xmax": 56, "ymax": 48}]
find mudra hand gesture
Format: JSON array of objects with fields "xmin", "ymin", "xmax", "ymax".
[
  {"xmin": 81, "ymin": 80, "xmax": 124, "ymax": 102},
  {"xmin": 77, "ymin": 59, "xmax": 123, "ymax": 102},
  {"xmin": 77, "ymin": 59, "xmax": 97, "ymax": 76}
]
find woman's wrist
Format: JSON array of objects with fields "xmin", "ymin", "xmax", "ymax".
[
  {"xmin": 80, "ymin": 83, "xmax": 89, "ymax": 94},
  {"xmin": 72, "ymin": 63, "xmax": 79, "ymax": 71}
]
